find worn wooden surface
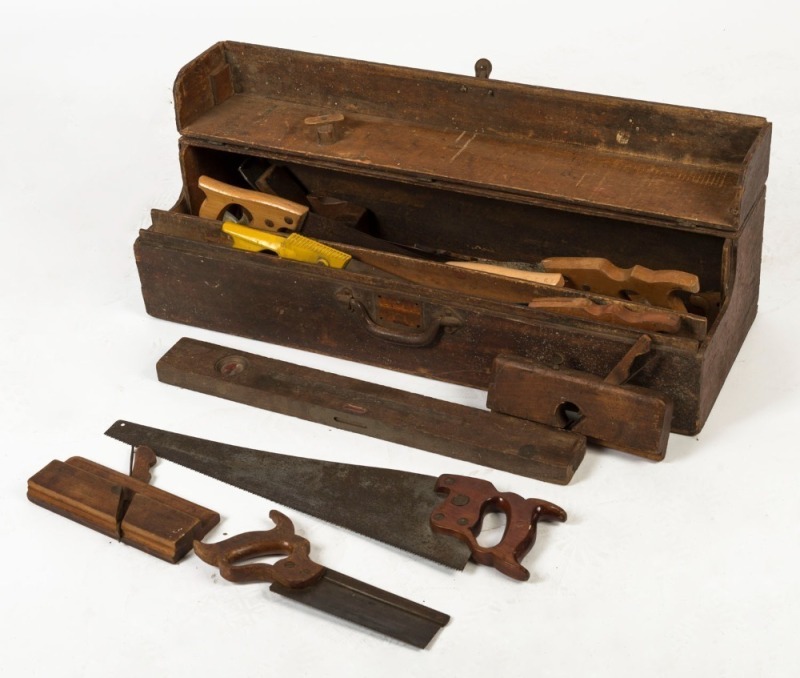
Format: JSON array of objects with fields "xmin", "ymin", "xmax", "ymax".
[
  {"xmin": 156, "ymin": 337, "xmax": 586, "ymax": 484},
  {"xmin": 135, "ymin": 41, "xmax": 770, "ymax": 438},
  {"xmin": 697, "ymin": 192, "xmax": 766, "ymax": 428},
  {"xmin": 27, "ymin": 456, "xmax": 220, "ymax": 563},
  {"xmin": 176, "ymin": 42, "xmax": 769, "ymax": 234},
  {"xmin": 488, "ymin": 354, "xmax": 673, "ymax": 460},
  {"xmin": 136, "ymin": 218, "xmax": 707, "ymax": 434}
]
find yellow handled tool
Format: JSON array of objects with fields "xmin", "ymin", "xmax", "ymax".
[{"xmin": 222, "ymin": 222, "xmax": 352, "ymax": 268}]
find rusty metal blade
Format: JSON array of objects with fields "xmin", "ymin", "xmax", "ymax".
[
  {"xmin": 104, "ymin": 421, "xmax": 472, "ymax": 570},
  {"xmin": 272, "ymin": 569, "xmax": 449, "ymax": 648}
]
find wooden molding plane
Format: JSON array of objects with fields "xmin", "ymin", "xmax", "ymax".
[
  {"xmin": 487, "ymin": 335, "xmax": 673, "ymax": 460},
  {"xmin": 27, "ymin": 446, "xmax": 219, "ymax": 563}
]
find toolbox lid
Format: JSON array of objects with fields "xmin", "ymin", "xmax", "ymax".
[{"xmin": 174, "ymin": 41, "xmax": 770, "ymax": 236}]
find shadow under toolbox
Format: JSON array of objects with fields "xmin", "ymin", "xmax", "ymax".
[{"xmin": 135, "ymin": 41, "xmax": 770, "ymax": 455}]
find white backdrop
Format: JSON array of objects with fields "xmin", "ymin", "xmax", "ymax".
[{"xmin": 2, "ymin": 2, "xmax": 798, "ymax": 676}]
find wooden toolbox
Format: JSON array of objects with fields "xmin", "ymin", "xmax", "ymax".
[{"xmin": 135, "ymin": 41, "xmax": 770, "ymax": 459}]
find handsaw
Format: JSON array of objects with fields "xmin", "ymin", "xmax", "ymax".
[
  {"xmin": 105, "ymin": 421, "xmax": 567, "ymax": 581},
  {"xmin": 193, "ymin": 508, "xmax": 449, "ymax": 648}
]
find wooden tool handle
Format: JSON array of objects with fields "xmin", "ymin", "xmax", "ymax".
[
  {"xmin": 430, "ymin": 475, "xmax": 566, "ymax": 581},
  {"xmin": 198, "ymin": 175, "xmax": 309, "ymax": 232},
  {"xmin": 528, "ymin": 297, "xmax": 682, "ymax": 333},
  {"xmin": 193, "ymin": 510, "xmax": 325, "ymax": 589},
  {"xmin": 446, "ymin": 261, "xmax": 564, "ymax": 286},
  {"xmin": 541, "ymin": 257, "xmax": 699, "ymax": 310}
]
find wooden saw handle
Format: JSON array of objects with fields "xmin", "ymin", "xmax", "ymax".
[
  {"xmin": 198, "ymin": 175, "xmax": 309, "ymax": 233},
  {"xmin": 430, "ymin": 475, "xmax": 567, "ymax": 581},
  {"xmin": 193, "ymin": 510, "xmax": 325, "ymax": 589},
  {"xmin": 541, "ymin": 257, "xmax": 699, "ymax": 310},
  {"xmin": 528, "ymin": 296, "xmax": 682, "ymax": 333}
]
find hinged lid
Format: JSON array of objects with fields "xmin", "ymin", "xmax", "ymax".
[{"xmin": 174, "ymin": 41, "xmax": 770, "ymax": 236}]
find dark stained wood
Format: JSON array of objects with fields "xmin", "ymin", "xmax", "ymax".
[
  {"xmin": 174, "ymin": 42, "xmax": 769, "ymax": 234},
  {"xmin": 222, "ymin": 42, "xmax": 761, "ymax": 168},
  {"xmin": 136, "ymin": 218, "xmax": 708, "ymax": 434},
  {"xmin": 135, "ymin": 42, "xmax": 770, "ymax": 443},
  {"xmin": 27, "ymin": 455, "xmax": 220, "ymax": 563},
  {"xmin": 488, "ymin": 354, "xmax": 673, "ymax": 460},
  {"xmin": 148, "ymin": 209, "xmax": 708, "ymax": 341},
  {"xmin": 696, "ymin": 192, "xmax": 766, "ymax": 430},
  {"xmin": 156, "ymin": 337, "xmax": 586, "ymax": 484},
  {"xmin": 527, "ymin": 297, "xmax": 683, "ymax": 334}
]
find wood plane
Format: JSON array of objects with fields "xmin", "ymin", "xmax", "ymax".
[
  {"xmin": 488, "ymin": 335, "xmax": 673, "ymax": 460},
  {"xmin": 27, "ymin": 447, "xmax": 219, "ymax": 562}
]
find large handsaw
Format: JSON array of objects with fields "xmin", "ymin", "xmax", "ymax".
[{"xmin": 105, "ymin": 421, "xmax": 566, "ymax": 581}]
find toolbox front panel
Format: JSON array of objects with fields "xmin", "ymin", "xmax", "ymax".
[{"xmin": 135, "ymin": 228, "xmax": 703, "ymax": 434}]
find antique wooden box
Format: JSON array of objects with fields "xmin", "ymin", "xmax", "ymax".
[{"xmin": 135, "ymin": 41, "xmax": 770, "ymax": 446}]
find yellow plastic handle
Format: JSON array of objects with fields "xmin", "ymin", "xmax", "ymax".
[{"xmin": 222, "ymin": 222, "xmax": 352, "ymax": 268}]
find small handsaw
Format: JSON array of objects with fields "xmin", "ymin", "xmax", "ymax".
[
  {"xmin": 105, "ymin": 421, "xmax": 567, "ymax": 581},
  {"xmin": 193, "ymin": 508, "xmax": 449, "ymax": 648}
]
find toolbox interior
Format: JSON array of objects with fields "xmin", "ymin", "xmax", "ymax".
[
  {"xmin": 175, "ymin": 143, "xmax": 726, "ymax": 331},
  {"xmin": 150, "ymin": 40, "xmax": 773, "ymax": 346}
]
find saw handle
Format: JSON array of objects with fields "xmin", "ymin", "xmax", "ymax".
[
  {"xmin": 193, "ymin": 510, "xmax": 325, "ymax": 589},
  {"xmin": 430, "ymin": 475, "xmax": 566, "ymax": 581},
  {"xmin": 541, "ymin": 256, "xmax": 699, "ymax": 311},
  {"xmin": 198, "ymin": 175, "xmax": 309, "ymax": 232}
]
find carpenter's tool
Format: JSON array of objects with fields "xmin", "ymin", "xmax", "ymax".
[
  {"xmin": 488, "ymin": 334, "xmax": 673, "ymax": 460},
  {"xmin": 444, "ymin": 260, "xmax": 564, "ymax": 285},
  {"xmin": 222, "ymin": 222, "xmax": 351, "ymax": 267},
  {"xmin": 199, "ymin": 174, "xmax": 408, "ymax": 254},
  {"xmin": 194, "ymin": 509, "xmax": 449, "ymax": 648},
  {"xmin": 200, "ymin": 175, "xmax": 699, "ymax": 306},
  {"xmin": 220, "ymin": 222, "xmax": 405, "ymax": 281},
  {"xmin": 199, "ymin": 175, "xmax": 563, "ymax": 285},
  {"xmin": 237, "ymin": 158, "xmax": 310, "ymax": 205},
  {"xmin": 221, "ymin": 222, "xmax": 570, "ymax": 295},
  {"xmin": 527, "ymin": 296, "xmax": 683, "ymax": 334},
  {"xmin": 105, "ymin": 420, "xmax": 567, "ymax": 581},
  {"xmin": 540, "ymin": 257, "xmax": 700, "ymax": 311},
  {"xmin": 155, "ymin": 337, "xmax": 585, "ymax": 484},
  {"xmin": 199, "ymin": 175, "xmax": 309, "ymax": 232},
  {"xmin": 27, "ymin": 446, "xmax": 219, "ymax": 563}
]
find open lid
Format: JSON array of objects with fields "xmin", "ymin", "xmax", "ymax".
[{"xmin": 174, "ymin": 41, "xmax": 770, "ymax": 236}]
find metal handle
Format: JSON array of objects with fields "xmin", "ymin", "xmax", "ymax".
[
  {"xmin": 430, "ymin": 475, "xmax": 567, "ymax": 581},
  {"xmin": 193, "ymin": 510, "xmax": 325, "ymax": 589},
  {"xmin": 346, "ymin": 296, "xmax": 461, "ymax": 347}
]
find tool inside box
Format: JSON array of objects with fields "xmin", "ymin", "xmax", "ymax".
[
  {"xmin": 140, "ymin": 40, "xmax": 772, "ymax": 351},
  {"xmin": 138, "ymin": 42, "xmax": 770, "ymax": 436},
  {"xmin": 165, "ymin": 143, "xmax": 726, "ymax": 334}
]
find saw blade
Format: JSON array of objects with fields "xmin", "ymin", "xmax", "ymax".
[
  {"xmin": 271, "ymin": 569, "xmax": 450, "ymax": 648},
  {"xmin": 104, "ymin": 420, "xmax": 472, "ymax": 570}
]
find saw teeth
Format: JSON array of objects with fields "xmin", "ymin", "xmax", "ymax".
[
  {"xmin": 104, "ymin": 421, "xmax": 465, "ymax": 571},
  {"xmin": 178, "ymin": 461, "xmax": 462, "ymax": 571}
]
